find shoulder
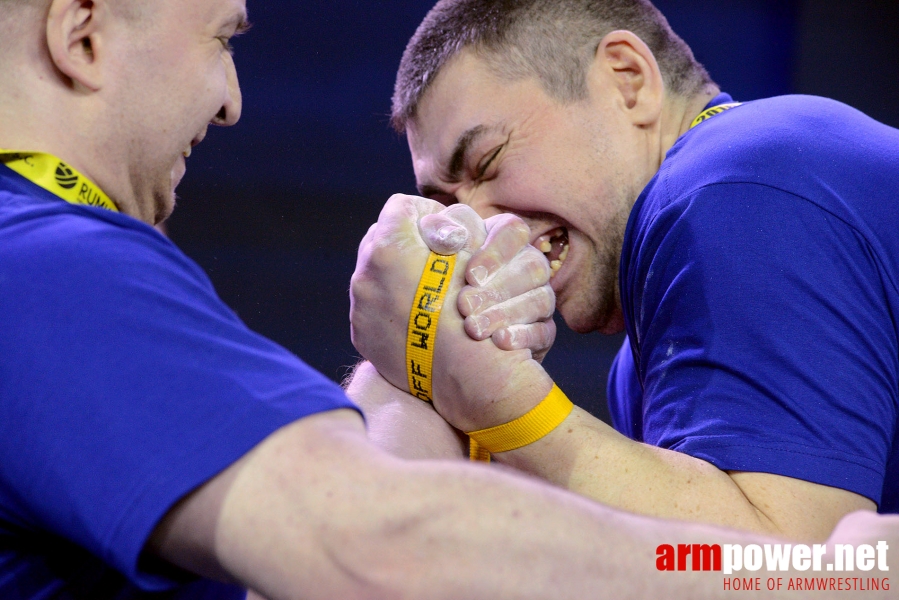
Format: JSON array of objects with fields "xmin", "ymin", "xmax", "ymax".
[
  {"xmin": 657, "ymin": 95, "xmax": 899, "ymax": 204},
  {"xmin": 627, "ymin": 95, "xmax": 899, "ymax": 260},
  {"xmin": 0, "ymin": 195, "xmax": 212, "ymax": 298}
]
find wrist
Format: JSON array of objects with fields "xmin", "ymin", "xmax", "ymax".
[
  {"xmin": 466, "ymin": 383, "xmax": 574, "ymax": 455},
  {"xmin": 447, "ymin": 363, "xmax": 555, "ymax": 433}
]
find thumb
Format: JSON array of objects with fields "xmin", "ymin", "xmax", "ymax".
[
  {"xmin": 419, "ymin": 213, "xmax": 471, "ymax": 255},
  {"xmin": 419, "ymin": 204, "xmax": 488, "ymax": 255}
]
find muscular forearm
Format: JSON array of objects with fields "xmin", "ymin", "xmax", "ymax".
[
  {"xmin": 342, "ymin": 361, "xmax": 866, "ymax": 542},
  {"xmin": 210, "ymin": 411, "xmax": 728, "ymax": 600},
  {"xmin": 494, "ymin": 406, "xmax": 874, "ymax": 541},
  {"xmin": 152, "ymin": 410, "xmax": 895, "ymax": 599}
]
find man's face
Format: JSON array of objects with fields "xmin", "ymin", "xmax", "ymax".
[
  {"xmin": 408, "ymin": 50, "xmax": 646, "ymax": 334},
  {"xmin": 108, "ymin": 0, "xmax": 246, "ymax": 223}
]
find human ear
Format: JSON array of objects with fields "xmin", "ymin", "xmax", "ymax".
[
  {"xmin": 591, "ymin": 30, "xmax": 664, "ymax": 127},
  {"xmin": 46, "ymin": 0, "xmax": 110, "ymax": 91}
]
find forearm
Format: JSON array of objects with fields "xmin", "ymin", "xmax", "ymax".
[
  {"xmin": 344, "ymin": 361, "xmax": 467, "ymax": 460},
  {"xmin": 494, "ymin": 406, "xmax": 872, "ymax": 541},
  {"xmin": 151, "ymin": 410, "xmax": 894, "ymax": 599},
  {"xmin": 212, "ymin": 411, "xmax": 730, "ymax": 600}
]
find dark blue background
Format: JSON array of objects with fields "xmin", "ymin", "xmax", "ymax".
[{"xmin": 169, "ymin": 0, "xmax": 899, "ymax": 422}]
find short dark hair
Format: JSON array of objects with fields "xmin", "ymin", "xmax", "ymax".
[{"xmin": 391, "ymin": 0, "xmax": 713, "ymax": 132}]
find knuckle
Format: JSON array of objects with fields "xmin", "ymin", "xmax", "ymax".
[
  {"xmin": 385, "ymin": 193, "xmax": 413, "ymax": 214},
  {"xmin": 365, "ymin": 246, "xmax": 395, "ymax": 270},
  {"xmin": 481, "ymin": 287, "xmax": 506, "ymax": 305},
  {"xmin": 521, "ymin": 325, "xmax": 547, "ymax": 352},
  {"xmin": 538, "ymin": 323, "xmax": 554, "ymax": 346},
  {"xmin": 492, "ymin": 328, "xmax": 514, "ymax": 350},
  {"xmin": 537, "ymin": 286, "xmax": 556, "ymax": 315},
  {"xmin": 524, "ymin": 254, "xmax": 551, "ymax": 285},
  {"xmin": 443, "ymin": 203, "xmax": 479, "ymax": 221},
  {"xmin": 479, "ymin": 305, "xmax": 511, "ymax": 330},
  {"xmin": 478, "ymin": 250, "xmax": 505, "ymax": 272},
  {"xmin": 492, "ymin": 213, "xmax": 530, "ymax": 239}
]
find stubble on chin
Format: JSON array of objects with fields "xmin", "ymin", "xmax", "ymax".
[
  {"xmin": 154, "ymin": 193, "xmax": 176, "ymax": 225},
  {"xmin": 562, "ymin": 205, "xmax": 628, "ymax": 335}
]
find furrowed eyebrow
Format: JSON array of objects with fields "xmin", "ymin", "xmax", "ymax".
[
  {"xmin": 418, "ymin": 124, "xmax": 498, "ymax": 198},
  {"xmin": 445, "ymin": 125, "xmax": 489, "ymax": 183}
]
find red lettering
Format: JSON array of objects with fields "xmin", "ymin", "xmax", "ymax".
[{"xmin": 656, "ymin": 544, "xmax": 674, "ymax": 571}]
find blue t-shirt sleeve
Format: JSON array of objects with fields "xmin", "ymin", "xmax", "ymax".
[
  {"xmin": 629, "ymin": 182, "xmax": 897, "ymax": 505},
  {"xmin": 607, "ymin": 337, "xmax": 643, "ymax": 440},
  {"xmin": 0, "ymin": 207, "xmax": 359, "ymax": 590}
]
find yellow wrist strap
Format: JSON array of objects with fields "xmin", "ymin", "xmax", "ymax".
[
  {"xmin": 466, "ymin": 384, "xmax": 574, "ymax": 454},
  {"xmin": 0, "ymin": 150, "xmax": 118, "ymax": 212},
  {"xmin": 406, "ymin": 250, "xmax": 495, "ymax": 462},
  {"xmin": 406, "ymin": 251, "xmax": 456, "ymax": 404}
]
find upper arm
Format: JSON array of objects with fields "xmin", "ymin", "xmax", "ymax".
[
  {"xmin": 626, "ymin": 184, "xmax": 896, "ymax": 514},
  {"xmin": 728, "ymin": 471, "xmax": 876, "ymax": 541},
  {"xmin": 148, "ymin": 409, "xmax": 371, "ymax": 590},
  {"xmin": 152, "ymin": 408, "xmax": 473, "ymax": 600},
  {"xmin": 0, "ymin": 216, "xmax": 359, "ymax": 589}
]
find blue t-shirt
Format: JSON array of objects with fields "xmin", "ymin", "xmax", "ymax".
[
  {"xmin": 609, "ymin": 94, "xmax": 899, "ymax": 512},
  {"xmin": 0, "ymin": 166, "xmax": 360, "ymax": 597}
]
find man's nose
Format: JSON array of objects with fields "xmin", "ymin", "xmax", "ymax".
[{"xmin": 213, "ymin": 53, "xmax": 242, "ymax": 126}]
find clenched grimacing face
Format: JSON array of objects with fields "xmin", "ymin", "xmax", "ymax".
[{"xmin": 408, "ymin": 49, "xmax": 653, "ymax": 334}]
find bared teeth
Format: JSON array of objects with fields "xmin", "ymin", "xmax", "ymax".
[
  {"xmin": 547, "ymin": 227, "xmax": 564, "ymax": 238},
  {"xmin": 534, "ymin": 227, "xmax": 570, "ymax": 278},
  {"xmin": 550, "ymin": 260, "xmax": 562, "ymax": 277}
]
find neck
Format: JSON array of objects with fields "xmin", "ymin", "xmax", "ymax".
[
  {"xmin": 0, "ymin": 90, "xmax": 147, "ymax": 222},
  {"xmin": 657, "ymin": 84, "xmax": 720, "ymax": 164}
]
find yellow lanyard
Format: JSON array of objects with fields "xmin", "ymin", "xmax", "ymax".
[
  {"xmin": 690, "ymin": 102, "xmax": 742, "ymax": 129},
  {"xmin": 0, "ymin": 150, "xmax": 117, "ymax": 212}
]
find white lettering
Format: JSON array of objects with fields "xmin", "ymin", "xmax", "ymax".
[
  {"xmin": 835, "ymin": 544, "xmax": 854, "ymax": 571},
  {"xmin": 792, "ymin": 545, "xmax": 811, "ymax": 571},
  {"xmin": 876, "ymin": 541, "xmax": 889, "ymax": 571},
  {"xmin": 764, "ymin": 544, "xmax": 791, "ymax": 571},
  {"xmin": 813, "ymin": 544, "xmax": 826, "ymax": 571},
  {"xmin": 744, "ymin": 545, "xmax": 763, "ymax": 571},
  {"xmin": 723, "ymin": 544, "xmax": 742, "ymax": 575},
  {"xmin": 857, "ymin": 544, "xmax": 875, "ymax": 571}
]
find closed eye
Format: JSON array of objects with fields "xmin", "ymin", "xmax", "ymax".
[
  {"xmin": 218, "ymin": 17, "xmax": 252, "ymax": 55},
  {"xmin": 218, "ymin": 37, "xmax": 235, "ymax": 54},
  {"xmin": 476, "ymin": 145, "xmax": 503, "ymax": 179}
]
